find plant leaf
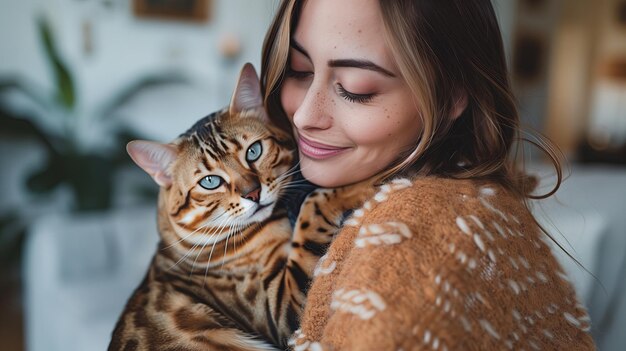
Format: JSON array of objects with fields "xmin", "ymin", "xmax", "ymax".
[
  {"xmin": 0, "ymin": 212, "xmax": 27, "ymax": 267},
  {"xmin": 0, "ymin": 105, "xmax": 62, "ymax": 154},
  {"xmin": 0, "ymin": 77, "xmax": 53, "ymax": 111},
  {"xmin": 26, "ymin": 156, "xmax": 64, "ymax": 194},
  {"xmin": 38, "ymin": 17, "xmax": 76, "ymax": 110}
]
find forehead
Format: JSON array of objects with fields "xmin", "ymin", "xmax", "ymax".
[{"xmin": 295, "ymin": 0, "xmax": 391, "ymax": 64}]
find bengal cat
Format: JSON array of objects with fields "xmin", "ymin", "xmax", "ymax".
[{"xmin": 108, "ymin": 63, "xmax": 375, "ymax": 350}]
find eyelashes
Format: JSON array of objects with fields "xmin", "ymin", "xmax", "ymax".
[
  {"xmin": 336, "ymin": 83, "xmax": 376, "ymax": 104},
  {"xmin": 285, "ymin": 67, "xmax": 377, "ymax": 104},
  {"xmin": 285, "ymin": 67, "xmax": 312, "ymax": 80}
]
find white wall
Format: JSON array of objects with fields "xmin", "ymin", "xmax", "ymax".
[{"xmin": 0, "ymin": 0, "xmax": 277, "ymax": 141}]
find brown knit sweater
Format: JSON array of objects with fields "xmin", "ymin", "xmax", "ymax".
[{"xmin": 289, "ymin": 177, "xmax": 595, "ymax": 350}]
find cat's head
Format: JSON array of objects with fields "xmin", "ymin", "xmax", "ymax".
[{"xmin": 127, "ymin": 63, "xmax": 295, "ymax": 237}]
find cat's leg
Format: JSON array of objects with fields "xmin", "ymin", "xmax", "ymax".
[
  {"xmin": 229, "ymin": 179, "xmax": 378, "ymax": 348},
  {"xmin": 289, "ymin": 178, "xmax": 378, "ymax": 275},
  {"xmin": 263, "ymin": 178, "xmax": 378, "ymax": 344}
]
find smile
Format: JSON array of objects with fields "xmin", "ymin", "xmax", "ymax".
[{"xmin": 297, "ymin": 134, "xmax": 350, "ymax": 160}]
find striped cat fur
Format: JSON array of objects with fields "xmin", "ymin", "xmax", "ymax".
[{"xmin": 108, "ymin": 64, "xmax": 375, "ymax": 350}]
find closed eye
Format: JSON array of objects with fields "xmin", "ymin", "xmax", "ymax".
[
  {"xmin": 336, "ymin": 83, "xmax": 376, "ymax": 104},
  {"xmin": 286, "ymin": 67, "xmax": 312, "ymax": 80}
]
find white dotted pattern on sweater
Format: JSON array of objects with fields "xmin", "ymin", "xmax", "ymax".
[
  {"xmin": 373, "ymin": 178, "xmax": 412, "ymax": 203},
  {"xmin": 455, "ymin": 217, "xmax": 472, "ymax": 235},
  {"xmin": 427, "ymin": 191, "xmax": 592, "ymax": 349},
  {"xmin": 288, "ymin": 330, "xmax": 324, "ymax": 351},
  {"xmin": 313, "ymin": 254, "xmax": 336, "ymax": 277},
  {"xmin": 479, "ymin": 319, "xmax": 501, "ymax": 340},
  {"xmin": 418, "ymin": 328, "xmax": 449, "ymax": 351},
  {"xmin": 331, "ymin": 288, "xmax": 386, "ymax": 320},
  {"xmin": 355, "ymin": 221, "xmax": 412, "ymax": 248},
  {"xmin": 344, "ymin": 178, "xmax": 412, "ymax": 227}
]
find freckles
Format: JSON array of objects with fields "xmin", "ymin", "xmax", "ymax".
[{"xmin": 315, "ymin": 92, "xmax": 324, "ymax": 110}]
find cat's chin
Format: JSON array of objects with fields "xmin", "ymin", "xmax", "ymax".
[{"xmin": 246, "ymin": 202, "xmax": 274, "ymax": 223}]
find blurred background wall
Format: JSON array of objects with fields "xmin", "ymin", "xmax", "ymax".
[
  {"xmin": 0, "ymin": 1, "xmax": 277, "ymax": 349},
  {"xmin": 0, "ymin": 0, "xmax": 624, "ymax": 350}
]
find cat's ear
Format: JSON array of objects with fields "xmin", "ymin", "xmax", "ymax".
[
  {"xmin": 229, "ymin": 63, "xmax": 269, "ymax": 121},
  {"xmin": 127, "ymin": 140, "xmax": 177, "ymax": 187}
]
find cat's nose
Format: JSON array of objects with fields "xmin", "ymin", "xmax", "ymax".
[{"xmin": 243, "ymin": 187, "xmax": 261, "ymax": 203}]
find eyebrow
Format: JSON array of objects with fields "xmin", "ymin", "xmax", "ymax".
[
  {"xmin": 290, "ymin": 39, "xmax": 396, "ymax": 78},
  {"xmin": 328, "ymin": 59, "xmax": 396, "ymax": 77}
]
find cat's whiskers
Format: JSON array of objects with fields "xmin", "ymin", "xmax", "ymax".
[
  {"xmin": 231, "ymin": 220, "xmax": 240, "ymax": 256},
  {"xmin": 206, "ymin": 212, "xmax": 235, "ymax": 270},
  {"xmin": 272, "ymin": 163, "xmax": 300, "ymax": 184},
  {"xmin": 232, "ymin": 220, "xmax": 255, "ymax": 253},
  {"xmin": 162, "ymin": 210, "xmax": 230, "ymax": 251},
  {"xmin": 278, "ymin": 181, "xmax": 312, "ymax": 189},
  {"xmin": 269, "ymin": 161, "xmax": 299, "ymax": 188},
  {"xmin": 225, "ymin": 220, "xmax": 255, "ymax": 270},
  {"xmin": 221, "ymin": 223, "xmax": 234, "ymax": 269},
  {"xmin": 273, "ymin": 159, "xmax": 326, "ymax": 192},
  {"xmin": 204, "ymin": 217, "xmax": 234, "ymax": 285},
  {"xmin": 188, "ymin": 212, "xmax": 233, "ymax": 275},
  {"xmin": 221, "ymin": 207, "xmax": 259, "ymax": 268},
  {"xmin": 187, "ymin": 221, "xmax": 216, "ymax": 276},
  {"xmin": 172, "ymin": 208, "xmax": 233, "ymax": 273},
  {"xmin": 273, "ymin": 178, "xmax": 311, "ymax": 200},
  {"xmin": 169, "ymin": 221, "xmax": 219, "ymax": 272},
  {"xmin": 272, "ymin": 173, "xmax": 308, "ymax": 191},
  {"xmin": 274, "ymin": 161, "xmax": 301, "ymax": 182},
  {"xmin": 234, "ymin": 221, "xmax": 258, "ymax": 255}
]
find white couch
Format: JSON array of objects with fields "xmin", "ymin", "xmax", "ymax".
[{"xmin": 23, "ymin": 164, "xmax": 626, "ymax": 350}]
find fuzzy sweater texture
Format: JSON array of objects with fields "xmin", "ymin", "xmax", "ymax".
[{"xmin": 289, "ymin": 176, "xmax": 595, "ymax": 350}]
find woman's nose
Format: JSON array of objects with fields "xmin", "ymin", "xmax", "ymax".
[{"xmin": 292, "ymin": 83, "xmax": 333, "ymax": 131}]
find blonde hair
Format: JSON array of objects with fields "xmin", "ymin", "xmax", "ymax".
[{"xmin": 261, "ymin": 0, "xmax": 563, "ymax": 200}]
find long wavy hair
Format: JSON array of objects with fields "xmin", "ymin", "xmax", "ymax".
[{"xmin": 260, "ymin": 0, "xmax": 563, "ymax": 201}]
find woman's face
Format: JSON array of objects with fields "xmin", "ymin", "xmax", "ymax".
[{"xmin": 280, "ymin": 0, "xmax": 422, "ymax": 187}]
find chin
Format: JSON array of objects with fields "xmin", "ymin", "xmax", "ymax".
[
  {"xmin": 299, "ymin": 156, "xmax": 386, "ymax": 187},
  {"xmin": 300, "ymin": 166, "xmax": 350, "ymax": 188}
]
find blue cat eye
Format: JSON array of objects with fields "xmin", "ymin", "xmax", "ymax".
[
  {"xmin": 246, "ymin": 141, "xmax": 263, "ymax": 162},
  {"xmin": 199, "ymin": 175, "xmax": 223, "ymax": 190}
]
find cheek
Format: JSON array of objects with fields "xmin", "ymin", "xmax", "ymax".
[
  {"xmin": 280, "ymin": 80, "xmax": 306, "ymax": 119},
  {"xmin": 347, "ymin": 107, "xmax": 420, "ymax": 147}
]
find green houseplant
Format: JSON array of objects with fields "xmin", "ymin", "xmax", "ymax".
[
  {"xmin": 0, "ymin": 17, "xmax": 186, "ymax": 211},
  {"xmin": 0, "ymin": 17, "xmax": 187, "ymax": 268}
]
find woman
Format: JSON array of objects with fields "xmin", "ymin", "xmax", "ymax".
[{"xmin": 261, "ymin": 0, "xmax": 595, "ymax": 350}]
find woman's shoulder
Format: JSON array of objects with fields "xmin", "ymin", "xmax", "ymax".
[
  {"xmin": 352, "ymin": 175, "xmax": 528, "ymax": 230},
  {"xmin": 331, "ymin": 176, "xmax": 594, "ymax": 349},
  {"xmin": 344, "ymin": 175, "xmax": 557, "ymax": 283},
  {"xmin": 342, "ymin": 175, "xmax": 534, "ymax": 266}
]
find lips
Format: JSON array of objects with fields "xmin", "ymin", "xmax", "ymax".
[{"xmin": 297, "ymin": 134, "xmax": 350, "ymax": 160}]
